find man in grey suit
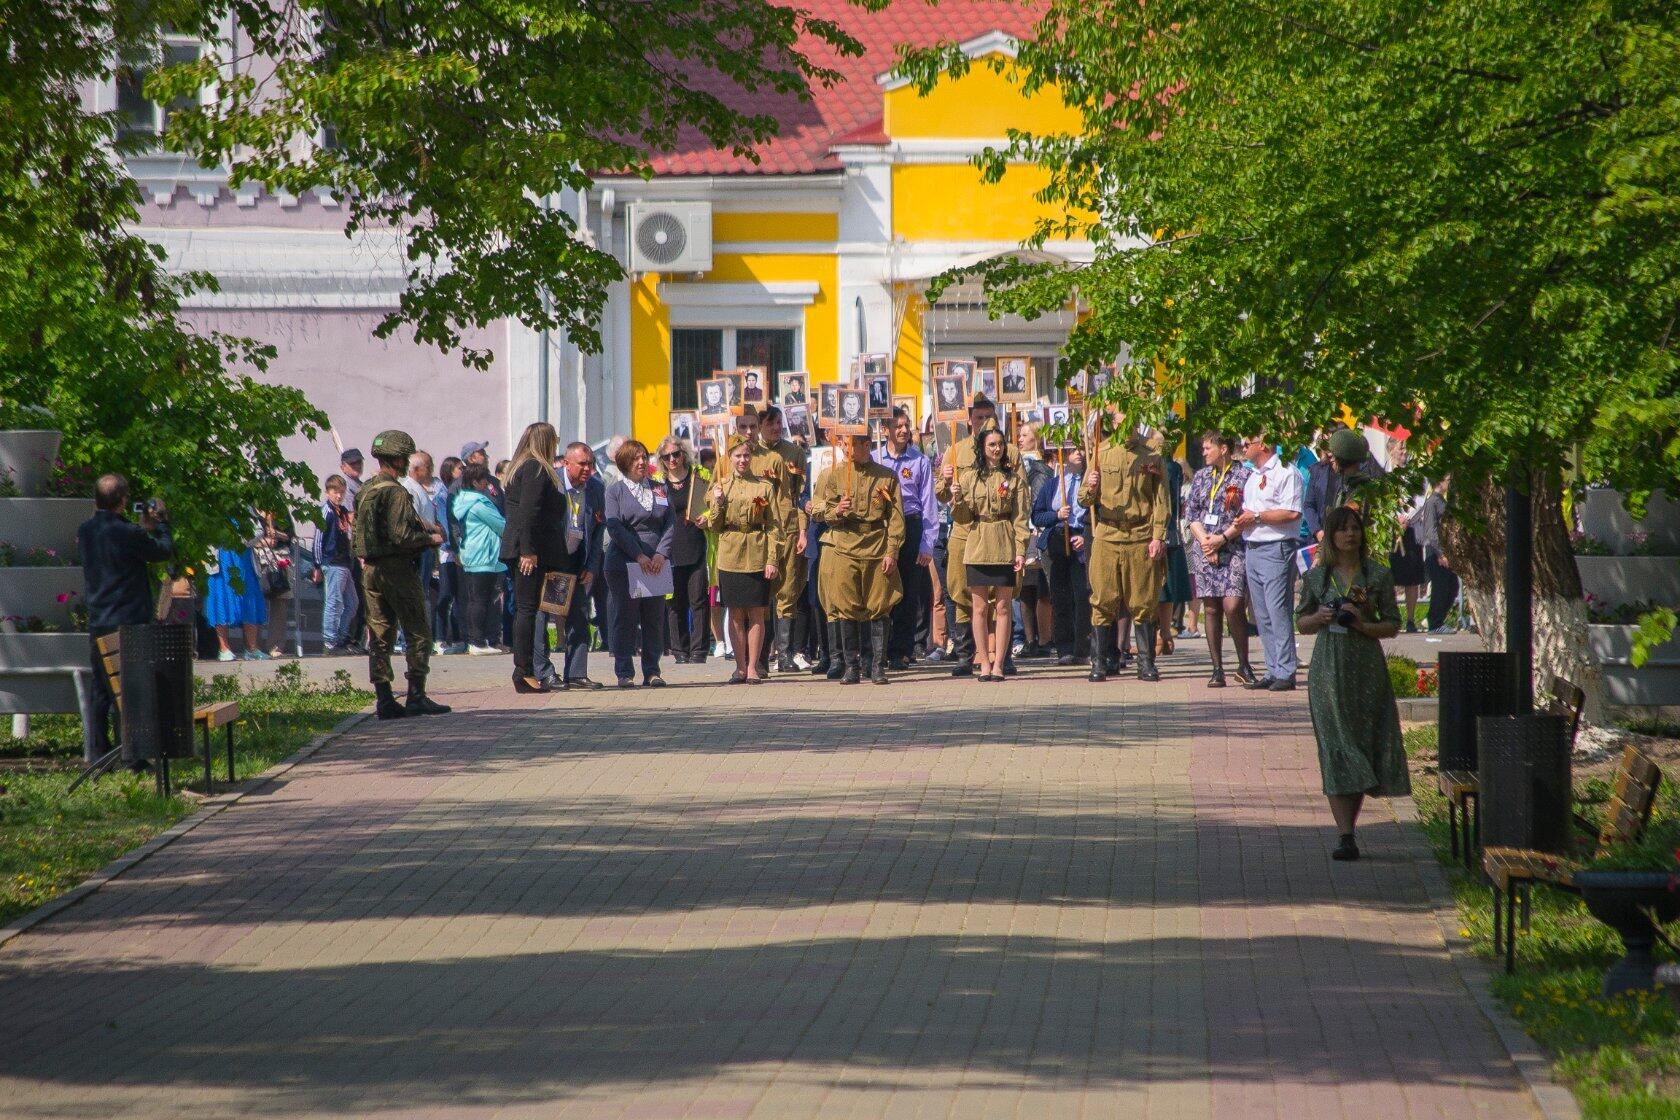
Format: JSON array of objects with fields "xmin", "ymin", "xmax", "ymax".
[{"xmin": 532, "ymin": 442, "xmax": 603, "ymax": 689}]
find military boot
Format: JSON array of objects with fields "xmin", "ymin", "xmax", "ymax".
[
  {"xmin": 950, "ymin": 626, "xmax": 975, "ymax": 677},
  {"xmin": 868, "ymin": 619, "xmax": 889, "ymax": 685},
  {"xmin": 825, "ymin": 621, "xmax": 846, "ymax": 680},
  {"xmin": 1088, "ymin": 626, "xmax": 1112, "ymax": 683},
  {"xmin": 374, "ymin": 681, "xmax": 407, "ymax": 720},
  {"xmin": 774, "ymin": 617, "xmax": 798, "ymax": 673},
  {"xmin": 841, "ymin": 621, "xmax": 862, "ymax": 685},
  {"xmin": 405, "ymin": 676, "xmax": 453, "ymax": 715},
  {"xmin": 1135, "ymin": 623, "xmax": 1161, "ymax": 682}
]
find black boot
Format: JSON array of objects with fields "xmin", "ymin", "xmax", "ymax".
[
  {"xmin": 950, "ymin": 624, "xmax": 975, "ymax": 677},
  {"xmin": 1136, "ymin": 623, "xmax": 1161, "ymax": 682},
  {"xmin": 1088, "ymin": 626, "xmax": 1111, "ymax": 682},
  {"xmin": 774, "ymin": 617, "xmax": 798, "ymax": 673},
  {"xmin": 869, "ymin": 620, "xmax": 889, "ymax": 685},
  {"xmin": 374, "ymin": 681, "xmax": 407, "ymax": 720},
  {"xmin": 825, "ymin": 621, "xmax": 846, "ymax": 680},
  {"xmin": 405, "ymin": 677, "xmax": 453, "ymax": 715},
  {"xmin": 841, "ymin": 621, "xmax": 862, "ymax": 685}
]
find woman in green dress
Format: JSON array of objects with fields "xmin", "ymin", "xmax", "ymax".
[{"xmin": 1296, "ymin": 504, "xmax": 1410, "ymax": 861}]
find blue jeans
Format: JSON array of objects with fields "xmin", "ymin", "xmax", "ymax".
[
  {"xmin": 322, "ymin": 565, "xmax": 357, "ymax": 647},
  {"xmin": 1243, "ymin": 539, "xmax": 1299, "ymax": 681}
]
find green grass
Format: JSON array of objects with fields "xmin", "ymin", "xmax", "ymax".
[
  {"xmin": 0, "ymin": 662, "xmax": 369, "ymax": 925},
  {"xmin": 1407, "ymin": 725, "xmax": 1680, "ymax": 1118}
]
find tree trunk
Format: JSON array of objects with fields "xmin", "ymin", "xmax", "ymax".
[{"xmin": 1441, "ymin": 469, "xmax": 1609, "ymax": 726}]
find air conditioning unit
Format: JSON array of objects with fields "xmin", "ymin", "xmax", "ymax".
[{"xmin": 627, "ymin": 201, "xmax": 713, "ymax": 274}]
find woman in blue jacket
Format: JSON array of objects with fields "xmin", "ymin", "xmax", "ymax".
[{"xmin": 451, "ymin": 464, "xmax": 507, "ymax": 653}]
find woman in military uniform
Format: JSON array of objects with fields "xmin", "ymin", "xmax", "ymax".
[
  {"xmin": 944, "ymin": 428, "xmax": 1031, "ymax": 681},
  {"xmin": 811, "ymin": 433, "xmax": 904, "ymax": 685},
  {"xmin": 701, "ymin": 436, "xmax": 788, "ymax": 684}
]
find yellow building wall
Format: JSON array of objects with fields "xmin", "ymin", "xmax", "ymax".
[
  {"xmin": 883, "ymin": 54, "xmax": 1082, "ymax": 139},
  {"xmin": 891, "ymin": 163, "xmax": 1071, "ymax": 243},
  {"xmin": 630, "ymin": 248, "xmax": 840, "ymax": 451},
  {"xmin": 892, "ymin": 294, "xmax": 927, "ymax": 400},
  {"xmin": 712, "ymin": 212, "xmax": 838, "ymax": 243}
]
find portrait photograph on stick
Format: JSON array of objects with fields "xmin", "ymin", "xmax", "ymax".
[
  {"xmin": 933, "ymin": 373, "xmax": 968, "ymax": 422},
  {"xmin": 835, "ymin": 388, "xmax": 869, "ymax": 435},
  {"xmin": 720, "ymin": 370, "xmax": 746, "ymax": 415},
  {"xmin": 697, "ymin": 379, "xmax": 731, "ymax": 424},
  {"xmin": 818, "ymin": 382, "xmax": 842, "ymax": 428},
  {"xmin": 865, "ymin": 373, "xmax": 891, "ymax": 419},
  {"xmin": 740, "ymin": 365, "xmax": 767, "ymax": 405},
  {"xmin": 997, "ymin": 354, "xmax": 1032, "ymax": 402},
  {"xmin": 974, "ymin": 365, "xmax": 999, "ymax": 402},
  {"xmin": 785, "ymin": 404, "xmax": 812, "ymax": 441},
  {"xmin": 892, "ymin": 394, "xmax": 917, "ymax": 425},
  {"xmin": 669, "ymin": 410, "xmax": 698, "ymax": 447},
  {"xmin": 778, "ymin": 370, "xmax": 808, "ymax": 406}
]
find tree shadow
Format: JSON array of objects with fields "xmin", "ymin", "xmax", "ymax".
[{"xmin": 0, "ymin": 931, "xmax": 1515, "ymax": 1117}]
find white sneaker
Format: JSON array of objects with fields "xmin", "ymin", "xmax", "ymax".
[
  {"xmin": 217, "ymin": 649, "xmax": 236, "ymax": 662},
  {"xmin": 711, "ymin": 640, "xmax": 725, "ymax": 658},
  {"xmin": 468, "ymin": 643, "xmax": 499, "ymax": 656},
  {"xmin": 793, "ymin": 653, "xmax": 811, "ymax": 670},
  {"xmin": 433, "ymin": 641, "xmax": 446, "ymax": 655}
]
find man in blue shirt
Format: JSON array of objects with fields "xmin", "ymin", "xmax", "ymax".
[
  {"xmin": 77, "ymin": 474, "xmax": 174, "ymax": 760},
  {"xmin": 874, "ymin": 408, "xmax": 937, "ymax": 669},
  {"xmin": 1030, "ymin": 446, "xmax": 1092, "ymax": 665}
]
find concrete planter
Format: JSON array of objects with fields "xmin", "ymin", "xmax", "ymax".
[
  {"xmin": 1579, "ymin": 489, "xmax": 1680, "ymax": 554},
  {"xmin": 1396, "ymin": 696, "xmax": 1440, "ymax": 722},
  {"xmin": 0, "ymin": 567, "xmax": 85, "ymax": 628},
  {"xmin": 0, "ymin": 430, "xmax": 62, "ymax": 497},
  {"xmin": 1590, "ymin": 624, "xmax": 1680, "ymax": 707},
  {"xmin": 1577, "ymin": 556, "xmax": 1680, "ymax": 610},
  {"xmin": 0, "ymin": 498, "xmax": 92, "ymax": 554},
  {"xmin": 0, "ymin": 669, "xmax": 84, "ymax": 713},
  {"xmin": 0, "ymin": 632, "xmax": 87, "ymax": 671}
]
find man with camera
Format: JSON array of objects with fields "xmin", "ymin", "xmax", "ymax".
[{"xmin": 77, "ymin": 475, "xmax": 174, "ymax": 761}]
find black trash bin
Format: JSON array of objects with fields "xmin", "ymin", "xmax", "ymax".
[
  {"xmin": 118, "ymin": 623, "xmax": 195, "ymax": 765},
  {"xmin": 1437, "ymin": 651, "xmax": 1519, "ymax": 771},
  {"xmin": 1478, "ymin": 712, "xmax": 1572, "ymax": 855}
]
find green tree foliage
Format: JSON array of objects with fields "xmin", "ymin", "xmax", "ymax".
[
  {"xmin": 152, "ymin": 0, "xmax": 872, "ymax": 369},
  {"xmin": 898, "ymin": 2, "xmax": 1680, "ymax": 502},
  {"xmin": 1, "ymin": 0, "xmax": 326, "ymax": 560}
]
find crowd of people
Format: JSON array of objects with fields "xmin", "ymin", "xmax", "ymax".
[{"xmin": 286, "ymin": 395, "xmax": 1465, "ymax": 702}]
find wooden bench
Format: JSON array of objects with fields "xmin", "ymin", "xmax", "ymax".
[
  {"xmin": 96, "ymin": 633, "xmax": 241, "ymax": 794},
  {"xmin": 1436, "ymin": 678, "xmax": 1585, "ymax": 870},
  {"xmin": 1482, "ymin": 744, "xmax": 1662, "ymax": 974}
]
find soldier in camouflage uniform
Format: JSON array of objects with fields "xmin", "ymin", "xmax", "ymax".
[{"xmin": 353, "ymin": 429, "xmax": 452, "ymax": 719}]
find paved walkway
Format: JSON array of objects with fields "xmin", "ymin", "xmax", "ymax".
[{"xmin": 0, "ymin": 647, "xmax": 1538, "ymax": 1119}]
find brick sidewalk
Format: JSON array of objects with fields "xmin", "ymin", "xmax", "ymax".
[{"xmin": 0, "ymin": 653, "xmax": 1541, "ymax": 1119}]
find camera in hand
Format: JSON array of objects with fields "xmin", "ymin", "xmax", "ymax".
[{"xmin": 1323, "ymin": 594, "xmax": 1359, "ymax": 630}]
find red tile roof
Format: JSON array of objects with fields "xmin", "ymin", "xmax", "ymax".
[{"xmin": 646, "ymin": 1, "xmax": 1045, "ymax": 177}]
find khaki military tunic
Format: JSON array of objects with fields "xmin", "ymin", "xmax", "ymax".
[
  {"xmin": 352, "ymin": 473, "xmax": 435, "ymax": 685},
  {"xmin": 763, "ymin": 438, "xmax": 809, "ymax": 615},
  {"xmin": 949, "ymin": 466, "xmax": 1031, "ymax": 569},
  {"xmin": 812, "ymin": 460, "xmax": 904, "ymax": 622},
  {"xmin": 700, "ymin": 475, "xmax": 788, "ymax": 574},
  {"xmin": 938, "ymin": 434, "xmax": 1023, "ymax": 621},
  {"xmin": 1078, "ymin": 435, "xmax": 1168, "ymax": 626}
]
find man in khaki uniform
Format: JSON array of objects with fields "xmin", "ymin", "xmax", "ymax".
[
  {"xmin": 812, "ymin": 433, "xmax": 904, "ymax": 685},
  {"xmin": 1079, "ymin": 410, "xmax": 1169, "ymax": 681},
  {"xmin": 938, "ymin": 394, "xmax": 1021, "ymax": 677},
  {"xmin": 758, "ymin": 406, "xmax": 809, "ymax": 672}
]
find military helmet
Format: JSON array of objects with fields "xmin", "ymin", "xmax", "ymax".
[
  {"xmin": 1328, "ymin": 427, "xmax": 1369, "ymax": 464},
  {"xmin": 371, "ymin": 429, "xmax": 417, "ymax": 458}
]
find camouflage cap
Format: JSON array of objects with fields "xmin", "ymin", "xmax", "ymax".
[{"xmin": 371, "ymin": 429, "xmax": 416, "ymax": 458}]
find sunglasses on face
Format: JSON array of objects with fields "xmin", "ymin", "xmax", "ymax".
[{"xmin": 661, "ymin": 451, "xmax": 685, "ymax": 461}]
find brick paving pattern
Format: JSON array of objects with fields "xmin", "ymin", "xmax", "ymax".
[{"xmin": 0, "ymin": 653, "xmax": 1539, "ymax": 1119}]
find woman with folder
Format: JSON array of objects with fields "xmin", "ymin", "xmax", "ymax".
[
  {"xmin": 701, "ymin": 436, "xmax": 788, "ymax": 684},
  {"xmin": 604, "ymin": 439, "xmax": 676, "ymax": 688}
]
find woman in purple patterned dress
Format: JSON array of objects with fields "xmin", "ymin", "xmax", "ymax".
[{"xmin": 1184, "ymin": 432, "xmax": 1257, "ymax": 688}]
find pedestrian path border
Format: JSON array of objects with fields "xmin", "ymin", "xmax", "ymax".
[
  {"xmin": 0, "ymin": 708, "xmax": 372, "ymax": 954},
  {"xmin": 1391, "ymin": 797, "xmax": 1580, "ymax": 1120}
]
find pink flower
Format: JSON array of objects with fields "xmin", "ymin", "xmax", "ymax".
[{"xmin": 56, "ymin": 593, "xmax": 70, "ymax": 604}]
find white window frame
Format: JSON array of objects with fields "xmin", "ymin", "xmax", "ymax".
[{"xmin": 115, "ymin": 31, "xmax": 213, "ymax": 143}]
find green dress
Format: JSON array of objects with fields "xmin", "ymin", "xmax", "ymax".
[{"xmin": 1296, "ymin": 560, "xmax": 1411, "ymax": 798}]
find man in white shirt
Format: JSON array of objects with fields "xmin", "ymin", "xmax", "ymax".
[{"xmin": 1230, "ymin": 435, "xmax": 1304, "ymax": 690}]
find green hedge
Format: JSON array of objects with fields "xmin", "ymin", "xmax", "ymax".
[{"xmin": 1388, "ymin": 654, "xmax": 1420, "ymax": 698}]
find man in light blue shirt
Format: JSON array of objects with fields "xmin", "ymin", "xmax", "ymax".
[{"xmin": 874, "ymin": 408, "xmax": 938, "ymax": 667}]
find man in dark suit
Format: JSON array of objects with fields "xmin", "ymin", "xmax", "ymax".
[
  {"xmin": 77, "ymin": 474, "xmax": 174, "ymax": 762},
  {"xmin": 533, "ymin": 442, "xmax": 604, "ymax": 689}
]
